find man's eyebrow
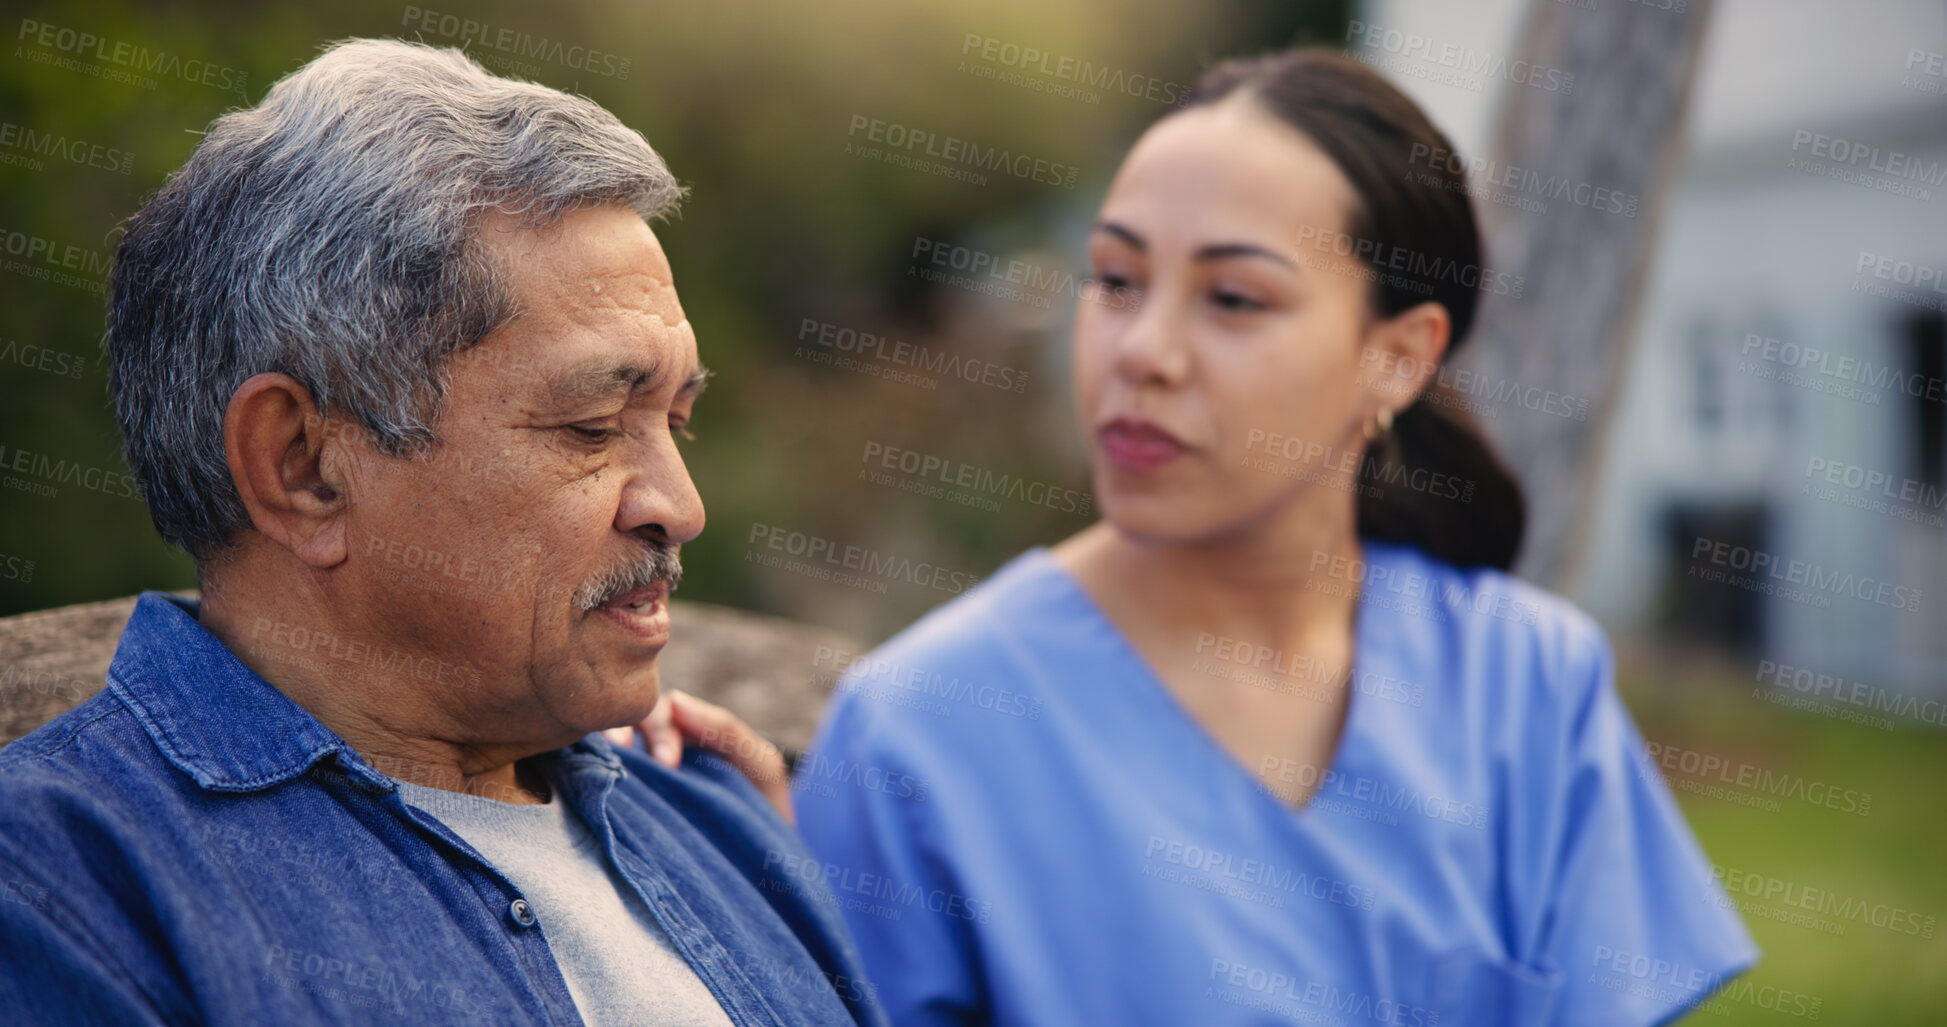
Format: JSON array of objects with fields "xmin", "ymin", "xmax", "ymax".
[
  {"xmin": 543, "ymin": 361, "xmax": 664, "ymax": 406},
  {"xmin": 1093, "ymin": 220, "xmax": 1294, "ymax": 269},
  {"xmin": 677, "ymin": 366, "xmax": 712, "ymax": 399}
]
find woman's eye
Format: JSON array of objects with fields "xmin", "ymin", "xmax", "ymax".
[
  {"xmin": 1212, "ymin": 289, "xmax": 1264, "ymax": 312},
  {"xmin": 671, "ymin": 420, "xmax": 696, "ymax": 442},
  {"xmin": 1099, "ymin": 273, "xmax": 1135, "ymax": 292}
]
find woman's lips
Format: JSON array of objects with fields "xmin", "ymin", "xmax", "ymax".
[{"xmin": 1098, "ymin": 417, "xmax": 1186, "ymax": 472}]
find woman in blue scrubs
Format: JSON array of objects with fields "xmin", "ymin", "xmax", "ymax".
[{"xmin": 790, "ymin": 49, "xmax": 1757, "ymax": 1025}]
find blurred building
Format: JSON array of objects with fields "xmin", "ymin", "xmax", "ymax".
[
  {"xmin": 1581, "ymin": 3, "xmax": 1947, "ymax": 698},
  {"xmin": 1356, "ymin": 0, "xmax": 1947, "ymax": 696}
]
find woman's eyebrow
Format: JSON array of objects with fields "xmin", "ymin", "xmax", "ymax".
[
  {"xmin": 1093, "ymin": 221, "xmax": 1293, "ymax": 268},
  {"xmin": 1095, "ymin": 220, "xmax": 1147, "ymax": 250},
  {"xmin": 1192, "ymin": 242, "xmax": 1294, "ymax": 268}
]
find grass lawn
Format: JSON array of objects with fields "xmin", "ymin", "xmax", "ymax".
[{"xmin": 1618, "ymin": 659, "xmax": 1947, "ymax": 1024}]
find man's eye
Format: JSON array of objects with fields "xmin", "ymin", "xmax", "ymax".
[{"xmin": 566, "ymin": 425, "xmax": 619, "ymax": 442}]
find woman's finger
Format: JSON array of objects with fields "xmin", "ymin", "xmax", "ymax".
[
  {"xmin": 666, "ymin": 690, "xmax": 795, "ymax": 824},
  {"xmin": 644, "ymin": 690, "xmax": 682, "ymax": 768}
]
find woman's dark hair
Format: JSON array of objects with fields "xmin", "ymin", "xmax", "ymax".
[{"xmin": 1184, "ymin": 48, "xmax": 1525, "ymax": 570}]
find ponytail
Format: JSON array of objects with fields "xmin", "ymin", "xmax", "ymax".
[{"xmin": 1357, "ymin": 387, "xmax": 1525, "ymax": 570}]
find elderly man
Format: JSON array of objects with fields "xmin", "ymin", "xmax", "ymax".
[{"xmin": 0, "ymin": 38, "xmax": 880, "ymax": 1026}]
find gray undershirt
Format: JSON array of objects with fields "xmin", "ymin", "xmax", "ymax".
[{"xmin": 396, "ymin": 770, "xmax": 736, "ymax": 1027}]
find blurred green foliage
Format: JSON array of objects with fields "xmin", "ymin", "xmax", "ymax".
[
  {"xmin": 1622, "ymin": 666, "xmax": 1947, "ymax": 1024},
  {"xmin": 0, "ymin": 0, "xmax": 1348, "ymax": 640}
]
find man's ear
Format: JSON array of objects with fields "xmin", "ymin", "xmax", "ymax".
[
  {"xmin": 223, "ymin": 373, "xmax": 351, "ymax": 569},
  {"xmin": 1360, "ymin": 300, "xmax": 1452, "ymax": 416}
]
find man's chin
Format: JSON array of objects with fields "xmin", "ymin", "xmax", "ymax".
[
  {"xmin": 585, "ymin": 663, "xmax": 662, "ymax": 730},
  {"xmin": 555, "ymin": 625, "xmax": 667, "ymax": 730}
]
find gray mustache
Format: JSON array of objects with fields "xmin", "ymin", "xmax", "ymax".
[{"xmin": 573, "ymin": 544, "xmax": 683, "ymax": 612}]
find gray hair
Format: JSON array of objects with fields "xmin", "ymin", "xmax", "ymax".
[{"xmin": 107, "ymin": 37, "xmax": 684, "ymax": 560}]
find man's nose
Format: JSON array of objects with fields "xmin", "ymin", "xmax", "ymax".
[{"xmin": 617, "ymin": 437, "xmax": 705, "ymax": 546}]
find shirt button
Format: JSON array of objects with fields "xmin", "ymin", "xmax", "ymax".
[{"xmin": 508, "ymin": 898, "xmax": 537, "ymax": 928}]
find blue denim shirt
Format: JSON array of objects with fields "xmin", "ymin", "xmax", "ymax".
[{"xmin": 0, "ymin": 593, "xmax": 888, "ymax": 1027}]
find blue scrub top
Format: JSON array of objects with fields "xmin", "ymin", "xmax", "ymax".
[{"xmin": 792, "ymin": 541, "xmax": 1758, "ymax": 1026}]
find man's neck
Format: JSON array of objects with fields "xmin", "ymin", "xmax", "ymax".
[
  {"xmin": 373, "ymin": 748, "xmax": 554, "ymax": 805},
  {"xmin": 195, "ymin": 560, "xmax": 553, "ymax": 805}
]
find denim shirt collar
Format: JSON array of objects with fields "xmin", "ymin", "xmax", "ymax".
[{"xmin": 106, "ymin": 591, "xmax": 623, "ymax": 793}]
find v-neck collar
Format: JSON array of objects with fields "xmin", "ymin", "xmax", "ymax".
[{"xmin": 1023, "ymin": 543, "xmax": 1393, "ymax": 826}]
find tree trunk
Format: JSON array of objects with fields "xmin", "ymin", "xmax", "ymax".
[{"xmin": 1460, "ymin": 0, "xmax": 1716, "ymax": 591}]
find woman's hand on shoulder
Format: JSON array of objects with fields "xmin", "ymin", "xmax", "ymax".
[{"xmin": 604, "ymin": 690, "xmax": 794, "ymax": 825}]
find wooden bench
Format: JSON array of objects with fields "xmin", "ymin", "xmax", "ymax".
[{"xmin": 0, "ymin": 596, "xmax": 861, "ymax": 754}]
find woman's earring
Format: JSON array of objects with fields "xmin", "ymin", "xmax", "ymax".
[{"xmin": 1364, "ymin": 407, "xmax": 1393, "ymax": 442}]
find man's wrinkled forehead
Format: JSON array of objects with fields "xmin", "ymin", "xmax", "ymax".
[
  {"xmin": 479, "ymin": 205, "xmax": 685, "ymax": 317},
  {"xmin": 472, "ymin": 205, "xmax": 699, "ymax": 398}
]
